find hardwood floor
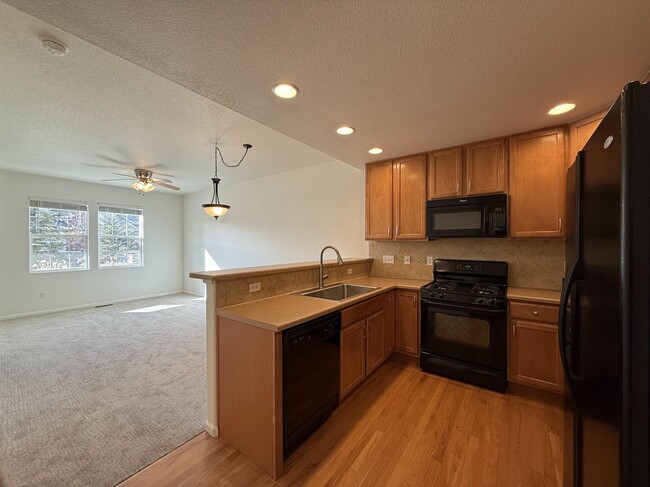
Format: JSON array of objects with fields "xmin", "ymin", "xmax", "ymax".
[{"xmin": 119, "ymin": 358, "xmax": 563, "ymax": 486}]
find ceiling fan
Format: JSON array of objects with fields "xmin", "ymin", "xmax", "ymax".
[{"xmin": 102, "ymin": 168, "xmax": 180, "ymax": 193}]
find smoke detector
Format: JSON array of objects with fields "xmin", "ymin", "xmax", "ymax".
[{"xmin": 42, "ymin": 39, "xmax": 68, "ymax": 56}]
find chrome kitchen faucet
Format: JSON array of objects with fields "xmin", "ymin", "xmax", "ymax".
[{"xmin": 319, "ymin": 246, "xmax": 344, "ymax": 288}]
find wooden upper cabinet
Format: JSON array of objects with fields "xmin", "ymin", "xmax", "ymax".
[
  {"xmin": 569, "ymin": 110, "xmax": 606, "ymax": 164},
  {"xmin": 365, "ymin": 161, "xmax": 394, "ymax": 239},
  {"xmin": 427, "ymin": 148, "xmax": 462, "ymax": 199},
  {"xmin": 465, "ymin": 139, "xmax": 507, "ymax": 195},
  {"xmin": 393, "ymin": 155, "xmax": 427, "ymax": 240},
  {"xmin": 509, "ymin": 127, "xmax": 566, "ymax": 238}
]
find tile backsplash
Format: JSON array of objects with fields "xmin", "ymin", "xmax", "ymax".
[
  {"xmin": 216, "ymin": 260, "xmax": 373, "ymax": 308},
  {"xmin": 369, "ymin": 239, "xmax": 565, "ymax": 290}
]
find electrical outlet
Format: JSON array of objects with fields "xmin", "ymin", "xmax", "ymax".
[
  {"xmin": 427, "ymin": 257, "xmax": 434, "ymax": 266},
  {"xmin": 347, "ymin": 267, "xmax": 353, "ymax": 275},
  {"xmin": 404, "ymin": 255, "xmax": 411, "ymax": 265},
  {"xmin": 40, "ymin": 291, "xmax": 47, "ymax": 299},
  {"xmin": 249, "ymin": 282, "xmax": 261, "ymax": 293},
  {"xmin": 382, "ymin": 255, "xmax": 395, "ymax": 264}
]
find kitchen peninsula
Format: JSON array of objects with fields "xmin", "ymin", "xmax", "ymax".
[{"xmin": 190, "ymin": 258, "xmax": 427, "ymax": 479}]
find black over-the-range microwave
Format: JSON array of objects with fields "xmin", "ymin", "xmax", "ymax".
[{"xmin": 426, "ymin": 193, "xmax": 507, "ymax": 238}]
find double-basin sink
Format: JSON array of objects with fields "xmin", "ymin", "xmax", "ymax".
[{"xmin": 298, "ymin": 283, "xmax": 378, "ymax": 301}]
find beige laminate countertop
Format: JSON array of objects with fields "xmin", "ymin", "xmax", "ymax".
[
  {"xmin": 507, "ymin": 287, "xmax": 561, "ymax": 305},
  {"xmin": 216, "ymin": 276, "xmax": 428, "ymax": 332}
]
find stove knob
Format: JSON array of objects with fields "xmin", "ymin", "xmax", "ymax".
[
  {"xmin": 439, "ymin": 293, "xmax": 445, "ymax": 299},
  {"xmin": 429, "ymin": 292, "xmax": 436, "ymax": 300},
  {"xmin": 486, "ymin": 298, "xmax": 496, "ymax": 306},
  {"xmin": 475, "ymin": 297, "xmax": 484, "ymax": 304}
]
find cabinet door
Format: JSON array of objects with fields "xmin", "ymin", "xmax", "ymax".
[
  {"xmin": 395, "ymin": 290, "xmax": 419, "ymax": 356},
  {"xmin": 509, "ymin": 127, "xmax": 566, "ymax": 238},
  {"xmin": 427, "ymin": 148, "xmax": 463, "ymax": 199},
  {"xmin": 340, "ymin": 320, "xmax": 366, "ymax": 398},
  {"xmin": 509, "ymin": 318, "xmax": 564, "ymax": 392},
  {"xmin": 365, "ymin": 161, "xmax": 394, "ymax": 240},
  {"xmin": 384, "ymin": 291, "xmax": 395, "ymax": 357},
  {"xmin": 569, "ymin": 110, "xmax": 606, "ymax": 164},
  {"xmin": 393, "ymin": 155, "xmax": 427, "ymax": 239},
  {"xmin": 465, "ymin": 139, "xmax": 507, "ymax": 195},
  {"xmin": 366, "ymin": 309, "xmax": 386, "ymax": 375}
]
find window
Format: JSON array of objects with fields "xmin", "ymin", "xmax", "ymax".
[
  {"xmin": 98, "ymin": 205, "xmax": 144, "ymax": 268},
  {"xmin": 29, "ymin": 199, "xmax": 89, "ymax": 272}
]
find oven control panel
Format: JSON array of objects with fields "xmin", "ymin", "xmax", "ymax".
[{"xmin": 425, "ymin": 291, "xmax": 505, "ymax": 309}]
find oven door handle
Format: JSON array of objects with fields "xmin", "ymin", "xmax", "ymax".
[{"xmin": 421, "ymin": 299, "xmax": 506, "ymax": 314}]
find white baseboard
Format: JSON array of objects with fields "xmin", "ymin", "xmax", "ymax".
[
  {"xmin": 182, "ymin": 289, "xmax": 205, "ymax": 297},
  {"xmin": 0, "ymin": 290, "xmax": 187, "ymax": 321},
  {"xmin": 204, "ymin": 421, "xmax": 219, "ymax": 437}
]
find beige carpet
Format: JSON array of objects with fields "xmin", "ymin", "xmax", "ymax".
[{"xmin": 0, "ymin": 293, "xmax": 206, "ymax": 487}]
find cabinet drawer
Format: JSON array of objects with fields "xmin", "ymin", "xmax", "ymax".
[
  {"xmin": 509, "ymin": 301, "xmax": 559, "ymax": 323},
  {"xmin": 342, "ymin": 294, "xmax": 385, "ymax": 328}
]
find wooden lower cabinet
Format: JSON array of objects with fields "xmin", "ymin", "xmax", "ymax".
[
  {"xmin": 366, "ymin": 309, "xmax": 386, "ymax": 374},
  {"xmin": 384, "ymin": 291, "xmax": 395, "ymax": 355},
  {"xmin": 339, "ymin": 289, "xmax": 412, "ymax": 398},
  {"xmin": 340, "ymin": 320, "xmax": 366, "ymax": 397},
  {"xmin": 508, "ymin": 300, "xmax": 564, "ymax": 393},
  {"xmin": 395, "ymin": 290, "xmax": 420, "ymax": 356}
]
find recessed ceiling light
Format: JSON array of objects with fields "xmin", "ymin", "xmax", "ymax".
[
  {"xmin": 548, "ymin": 103, "xmax": 576, "ymax": 115},
  {"xmin": 272, "ymin": 83, "xmax": 298, "ymax": 99},
  {"xmin": 42, "ymin": 39, "xmax": 68, "ymax": 56},
  {"xmin": 336, "ymin": 126, "xmax": 355, "ymax": 135},
  {"xmin": 368, "ymin": 147, "xmax": 383, "ymax": 155}
]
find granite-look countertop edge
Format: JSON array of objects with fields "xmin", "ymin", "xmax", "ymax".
[
  {"xmin": 216, "ymin": 276, "xmax": 429, "ymax": 332},
  {"xmin": 507, "ymin": 287, "xmax": 561, "ymax": 305}
]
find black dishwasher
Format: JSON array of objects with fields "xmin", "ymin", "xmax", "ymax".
[{"xmin": 283, "ymin": 310, "xmax": 341, "ymax": 459}]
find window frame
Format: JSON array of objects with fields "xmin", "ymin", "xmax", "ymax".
[
  {"xmin": 28, "ymin": 197, "xmax": 90, "ymax": 274},
  {"xmin": 97, "ymin": 204, "xmax": 145, "ymax": 269}
]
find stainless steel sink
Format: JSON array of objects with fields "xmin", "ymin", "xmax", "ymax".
[{"xmin": 301, "ymin": 284, "xmax": 378, "ymax": 301}]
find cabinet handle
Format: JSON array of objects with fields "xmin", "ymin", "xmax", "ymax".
[
  {"xmin": 533, "ymin": 310, "xmax": 539, "ymax": 316},
  {"xmin": 412, "ymin": 296, "xmax": 416, "ymax": 307},
  {"xmin": 387, "ymin": 225, "xmax": 391, "ymax": 235},
  {"xmin": 512, "ymin": 324, "xmax": 516, "ymax": 338},
  {"xmin": 396, "ymin": 225, "xmax": 400, "ymax": 235},
  {"xmin": 468, "ymin": 179, "xmax": 472, "ymax": 191},
  {"xmin": 558, "ymin": 218, "xmax": 563, "ymax": 232},
  {"xmin": 456, "ymin": 181, "xmax": 460, "ymax": 193}
]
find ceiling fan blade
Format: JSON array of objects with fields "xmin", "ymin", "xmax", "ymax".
[
  {"xmin": 98, "ymin": 156, "xmax": 133, "ymax": 167},
  {"xmin": 101, "ymin": 178, "xmax": 133, "ymax": 182},
  {"xmin": 152, "ymin": 177, "xmax": 173, "ymax": 183},
  {"xmin": 153, "ymin": 181, "xmax": 180, "ymax": 191},
  {"xmin": 152, "ymin": 170, "xmax": 175, "ymax": 178},
  {"xmin": 112, "ymin": 172, "xmax": 135, "ymax": 178}
]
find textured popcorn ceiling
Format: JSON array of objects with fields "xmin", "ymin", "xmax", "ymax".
[{"xmin": 4, "ymin": 0, "xmax": 650, "ymax": 172}]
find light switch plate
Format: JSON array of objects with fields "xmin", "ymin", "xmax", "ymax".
[
  {"xmin": 382, "ymin": 255, "xmax": 395, "ymax": 264},
  {"xmin": 347, "ymin": 268, "xmax": 353, "ymax": 275},
  {"xmin": 249, "ymin": 282, "xmax": 261, "ymax": 292},
  {"xmin": 404, "ymin": 255, "xmax": 411, "ymax": 265},
  {"xmin": 427, "ymin": 257, "xmax": 434, "ymax": 266}
]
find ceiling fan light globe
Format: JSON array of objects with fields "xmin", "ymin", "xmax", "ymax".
[
  {"xmin": 202, "ymin": 204, "xmax": 230, "ymax": 218},
  {"xmin": 132, "ymin": 181, "xmax": 156, "ymax": 192}
]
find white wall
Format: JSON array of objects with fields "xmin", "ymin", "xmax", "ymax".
[
  {"xmin": 0, "ymin": 170, "xmax": 184, "ymax": 319},
  {"xmin": 183, "ymin": 160, "xmax": 369, "ymax": 295}
]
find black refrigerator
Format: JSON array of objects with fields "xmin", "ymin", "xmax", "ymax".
[{"xmin": 560, "ymin": 80, "xmax": 649, "ymax": 487}]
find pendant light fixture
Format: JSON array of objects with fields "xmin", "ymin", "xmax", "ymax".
[{"xmin": 202, "ymin": 142, "xmax": 252, "ymax": 220}]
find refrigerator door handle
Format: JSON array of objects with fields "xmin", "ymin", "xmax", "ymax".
[{"xmin": 559, "ymin": 263, "xmax": 580, "ymax": 386}]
